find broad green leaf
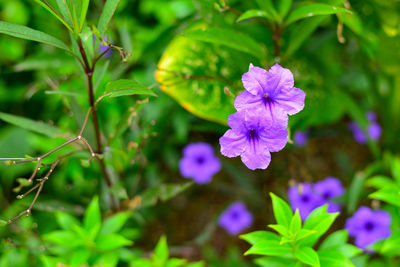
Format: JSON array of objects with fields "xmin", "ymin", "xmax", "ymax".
[
  {"xmin": 294, "ymin": 246, "xmax": 320, "ymax": 267},
  {"xmin": 285, "ymin": 16, "xmax": 327, "ymax": 57},
  {"xmin": 369, "ymin": 187, "xmax": 400, "ymax": 207},
  {"xmin": 303, "ymin": 205, "xmax": 338, "ymax": 246},
  {"xmin": 95, "ymin": 234, "xmax": 132, "ymax": 250},
  {"xmin": 277, "ymin": 0, "xmax": 292, "ymax": 19},
  {"xmin": 83, "ymin": 196, "xmax": 101, "ymax": 232},
  {"xmin": 153, "ymin": 236, "xmax": 169, "ymax": 265},
  {"xmin": 103, "ymin": 79, "xmax": 157, "ymax": 99},
  {"xmin": 245, "ymin": 239, "xmax": 292, "ymax": 256},
  {"xmin": 140, "ymin": 182, "xmax": 193, "ymax": 208},
  {"xmin": 270, "ymin": 193, "xmax": 293, "ymax": 228},
  {"xmin": 34, "ymin": 0, "xmax": 73, "ymax": 32},
  {"xmin": 99, "ymin": 212, "xmax": 130, "ymax": 235},
  {"xmin": 240, "ymin": 231, "xmax": 280, "ymax": 245},
  {"xmin": 156, "ymin": 30, "xmax": 250, "ymax": 124},
  {"xmin": 318, "ymin": 249, "xmax": 355, "ymax": 267},
  {"xmin": 285, "ymin": 4, "xmax": 351, "ymax": 26},
  {"xmin": 290, "ymin": 209, "xmax": 302, "ymax": 233},
  {"xmin": 80, "ymin": 0, "xmax": 90, "ymax": 31},
  {"xmin": 236, "ymin": 9, "xmax": 272, "ymax": 22},
  {"xmin": 0, "ymin": 21, "xmax": 70, "ymax": 51},
  {"xmin": 56, "ymin": 212, "xmax": 80, "ymax": 231},
  {"xmin": 183, "ymin": 27, "xmax": 265, "ymax": 58},
  {"xmin": 0, "ymin": 112, "xmax": 60, "ymax": 138},
  {"xmin": 98, "ymin": 0, "xmax": 120, "ymax": 36}
]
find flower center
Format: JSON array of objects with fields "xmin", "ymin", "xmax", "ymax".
[
  {"xmin": 301, "ymin": 195, "xmax": 310, "ymax": 203},
  {"xmin": 323, "ymin": 192, "xmax": 331, "ymax": 200},
  {"xmin": 263, "ymin": 93, "xmax": 273, "ymax": 105},
  {"xmin": 231, "ymin": 211, "xmax": 240, "ymax": 220},
  {"xmin": 248, "ymin": 129, "xmax": 259, "ymax": 141},
  {"xmin": 364, "ymin": 221, "xmax": 375, "ymax": 231},
  {"xmin": 196, "ymin": 156, "xmax": 205, "ymax": 164}
]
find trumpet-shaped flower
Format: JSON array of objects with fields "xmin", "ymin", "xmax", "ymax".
[
  {"xmin": 219, "ymin": 108, "xmax": 288, "ymax": 170},
  {"xmin": 219, "ymin": 202, "xmax": 253, "ymax": 235},
  {"xmin": 288, "ymin": 183, "xmax": 323, "ymax": 220}
]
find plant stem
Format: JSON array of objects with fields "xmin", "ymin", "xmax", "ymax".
[
  {"xmin": 78, "ymin": 38, "xmax": 118, "ymax": 210},
  {"xmin": 273, "ymin": 24, "xmax": 281, "ymax": 59}
]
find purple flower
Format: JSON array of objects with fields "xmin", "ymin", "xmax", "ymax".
[
  {"xmin": 314, "ymin": 177, "xmax": 344, "ymax": 213},
  {"xmin": 219, "ymin": 202, "xmax": 253, "ymax": 235},
  {"xmin": 349, "ymin": 111, "xmax": 382, "ymax": 144},
  {"xmin": 219, "ymin": 108, "xmax": 288, "ymax": 170},
  {"xmin": 288, "ymin": 183, "xmax": 323, "ymax": 220},
  {"xmin": 293, "ymin": 130, "xmax": 308, "ymax": 147},
  {"xmin": 179, "ymin": 142, "xmax": 221, "ymax": 184},
  {"xmin": 345, "ymin": 207, "xmax": 391, "ymax": 249},
  {"xmin": 234, "ymin": 64, "xmax": 305, "ymax": 125},
  {"xmin": 99, "ymin": 35, "xmax": 112, "ymax": 57}
]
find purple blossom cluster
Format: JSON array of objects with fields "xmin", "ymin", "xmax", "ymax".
[
  {"xmin": 219, "ymin": 202, "xmax": 253, "ymax": 235},
  {"xmin": 288, "ymin": 177, "xmax": 344, "ymax": 220},
  {"xmin": 220, "ymin": 64, "xmax": 306, "ymax": 170},
  {"xmin": 348, "ymin": 111, "xmax": 381, "ymax": 144},
  {"xmin": 346, "ymin": 206, "xmax": 391, "ymax": 249}
]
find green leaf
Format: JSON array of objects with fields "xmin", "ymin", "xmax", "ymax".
[
  {"xmin": 369, "ymin": 187, "xmax": 400, "ymax": 207},
  {"xmin": 103, "ymin": 79, "xmax": 157, "ymax": 99},
  {"xmin": 255, "ymin": 0, "xmax": 279, "ymax": 21},
  {"xmin": 285, "ymin": 4, "xmax": 351, "ymax": 26},
  {"xmin": 318, "ymin": 249, "xmax": 355, "ymax": 267},
  {"xmin": 268, "ymin": 224, "xmax": 290, "ymax": 237},
  {"xmin": 80, "ymin": 0, "xmax": 90, "ymax": 31},
  {"xmin": 56, "ymin": 0, "xmax": 73, "ymax": 28},
  {"xmin": 153, "ymin": 235, "xmax": 169, "ymax": 265},
  {"xmin": 183, "ymin": 27, "xmax": 265, "ymax": 58},
  {"xmin": 56, "ymin": 212, "xmax": 80, "ymax": 231},
  {"xmin": 0, "ymin": 219, "xmax": 8, "ymax": 227},
  {"xmin": 302, "ymin": 205, "xmax": 338, "ymax": 246},
  {"xmin": 365, "ymin": 175, "xmax": 395, "ymax": 189},
  {"xmin": 0, "ymin": 112, "xmax": 60, "ymax": 138},
  {"xmin": 290, "ymin": 209, "xmax": 302, "ymax": 234},
  {"xmin": 296, "ymin": 229, "xmax": 317, "ymax": 242},
  {"xmin": 277, "ymin": 0, "xmax": 292, "ymax": 19},
  {"xmin": 42, "ymin": 230, "xmax": 80, "ymax": 248},
  {"xmin": 319, "ymin": 230, "xmax": 348, "ymax": 249},
  {"xmin": 254, "ymin": 257, "xmax": 297, "ymax": 267},
  {"xmin": 295, "ymin": 246, "xmax": 320, "ymax": 267},
  {"xmin": 140, "ymin": 182, "xmax": 193, "ymax": 208},
  {"xmin": 391, "ymin": 157, "xmax": 400, "ymax": 183},
  {"xmin": 347, "ymin": 172, "xmax": 366, "ymax": 213},
  {"xmin": 380, "ymin": 232, "xmax": 400, "ymax": 254},
  {"xmin": 70, "ymin": 250, "xmax": 90, "ymax": 266},
  {"xmin": 95, "ymin": 233, "xmax": 132, "ymax": 250},
  {"xmin": 99, "ymin": 212, "xmax": 130, "ymax": 235},
  {"xmin": 156, "ymin": 28, "xmax": 250, "ymax": 124},
  {"xmin": 83, "ymin": 196, "xmax": 101, "ymax": 233},
  {"xmin": 98, "ymin": 0, "xmax": 120, "ymax": 36},
  {"xmin": 270, "ymin": 193, "xmax": 293, "ymax": 228},
  {"xmin": 240, "ymin": 231, "xmax": 280, "ymax": 245},
  {"xmin": 34, "ymin": 0, "xmax": 73, "ymax": 32},
  {"xmin": 0, "ymin": 21, "xmax": 70, "ymax": 51},
  {"xmin": 244, "ymin": 239, "xmax": 292, "ymax": 256},
  {"xmin": 236, "ymin": 9, "xmax": 272, "ymax": 22}
]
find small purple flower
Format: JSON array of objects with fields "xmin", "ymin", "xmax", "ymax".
[
  {"xmin": 219, "ymin": 108, "xmax": 288, "ymax": 170},
  {"xmin": 314, "ymin": 177, "xmax": 344, "ymax": 213},
  {"xmin": 179, "ymin": 143, "xmax": 221, "ymax": 184},
  {"xmin": 288, "ymin": 183, "xmax": 323, "ymax": 220},
  {"xmin": 293, "ymin": 130, "xmax": 308, "ymax": 147},
  {"xmin": 234, "ymin": 64, "xmax": 305, "ymax": 125},
  {"xmin": 219, "ymin": 202, "xmax": 253, "ymax": 235},
  {"xmin": 99, "ymin": 35, "xmax": 112, "ymax": 57},
  {"xmin": 349, "ymin": 111, "xmax": 382, "ymax": 144},
  {"xmin": 345, "ymin": 207, "xmax": 391, "ymax": 249}
]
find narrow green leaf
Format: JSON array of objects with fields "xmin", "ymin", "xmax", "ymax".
[
  {"xmin": 153, "ymin": 236, "xmax": 169, "ymax": 265},
  {"xmin": 0, "ymin": 21, "xmax": 70, "ymax": 51},
  {"xmin": 270, "ymin": 193, "xmax": 293, "ymax": 228},
  {"xmin": 277, "ymin": 0, "xmax": 292, "ymax": 19},
  {"xmin": 319, "ymin": 230, "xmax": 348, "ymax": 249},
  {"xmin": 290, "ymin": 209, "xmax": 302, "ymax": 234},
  {"xmin": 80, "ymin": 0, "xmax": 90, "ymax": 31},
  {"xmin": 56, "ymin": 0, "xmax": 74, "ymax": 28},
  {"xmin": 268, "ymin": 224, "xmax": 290, "ymax": 237},
  {"xmin": 0, "ymin": 219, "xmax": 8, "ymax": 227},
  {"xmin": 103, "ymin": 79, "xmax": 157, "ymax": 100},
  {"xmin": 365, "ymin": 175, "xmax": 395, "ymax": 189},
  {"xmin": 255, "ymin": 0, "xmax": 279, "ymax": 21},
  {"xmin": 296, "ymin": 229, "xmax": 317, "ymax": 242},
  {"xmin": 391, "ymin": 157, "xmax": 400, "ymax": 183},
  {"xmin": 240, "ymin": 231, "xmax": 279, "ymax": 245},
  {"xmin": 95, "ymin": 234, "xmax": 132, "ymax": 250},
  {"xmin": 285, "ymin": 4, "xmax": 351, "ymax": 26},
  {"xmin": 303, "ymin": 205, "xmax": 338, "ymax": 246},
  {"xmin": 236, "ymin": 9, "xmax": 272, "ymax": 22},
  {"xmin": 294, "ymin": 247, "xmax": 320, "ymax": 267},
  {"xmin": 83, "ymin": 196, "xmax": 101, "ymax": 232},
  {"xmin": 369, "ymin": 188, "xmax": 400, "ymax": 207},
  {"xmin": 183, "ymin": 27, "xmax": 265, "ymax": 58},
  {"xmin": 0, "ymin": 112, "xmax": 60, "ymax": 138},
  {"xmin": 56, "ymin": 212, "xmax": 80, "ymax": 231},
  {"xmin": 98, "ymin": 0, "xmax": 120, "ymax": 36},
  {"xmin": 245, "ymin": 239, "xmax": 292, "ymax": 256},
  {"xmin": 347, "ymin": 172, "xmax": 366, "ymax": 213},
  {"xmin": 318, "ymin": 249, "xmax": 355, "ymax": 267},
  {"xmin": 34, "ymin": 0, "xmax": 73, "ymax": 32},
  {"xmin": 99, "ymin": 212, "xmax": 130, "ymax": 235}
]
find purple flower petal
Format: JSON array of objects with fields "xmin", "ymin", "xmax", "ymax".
[
  {"xmin": 267, "ymin": 64, "xmax": 295, "ymax": 97},
  {"xmin": 273, "ymin": 87, "xmax": 306, "ymax": 115},
  {"xmin": 220, "ymin": 130, "xmax": 246, "ymax": 157},
  {"xmin": 240, "ymin": 140, "xmax": 271, "ymax": 170},
  {"xmin": 241, "ymin": 66, "xmax": 268, "ymax": 96},
  {"xmin": 314, "ymin": 177, "xmax": 344, "ymax": 200}
]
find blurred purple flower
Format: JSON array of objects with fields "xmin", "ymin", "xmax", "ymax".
[
  {"xmin": 349, "ymin": 111, "xmax": 381, "ymax": 144},
  {"xmin": 293, "ymin": 130, "xmax": 308, "ymax": 147},
  {"xmin": 345, "ymin": 206, "xmax": 391, "ymax": 249},
  {"xmin": 314, "ymin": 177, "xmax": 344, "ymax": 213},
  {"xmin": 219, "ymin": 202, "xmax": 253, "ymax": 235},
  {"xmin": 179, "ymin": 142, "xmax": 221, "ymax": 184},
  {"xmin": 234, "ymin": 64, "xmax": 305, "ymax": 125},
  {"xmin": 288, "ymin": 183, "xmax": 323, "ymax": 220},
  {"xmin": 99, "ymin": 35, "xmax": 112, "ymax": 57},
  {"xmin": 219, "ymin": 108, "xmax": 288, "ymax": 170}
]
